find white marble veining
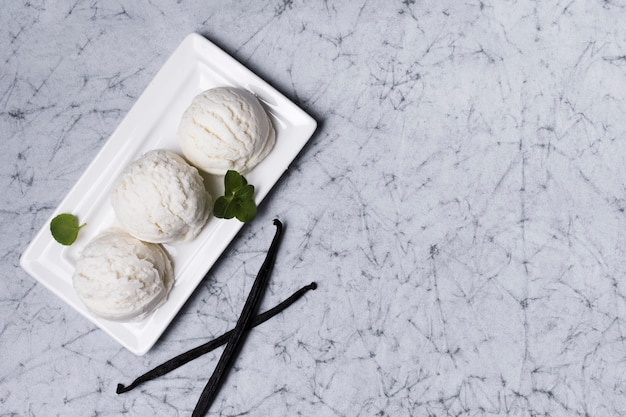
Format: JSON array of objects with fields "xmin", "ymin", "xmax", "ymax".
[{"xmin": 3, "ymin": 1, "xmax": 626, "ymax": 416}]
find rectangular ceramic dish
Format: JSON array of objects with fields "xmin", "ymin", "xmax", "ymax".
[{"xmin": 20, "ymin": 33, "xmax": 317, "ymax": 355}]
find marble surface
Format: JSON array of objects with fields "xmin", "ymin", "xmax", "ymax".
[{"xmin": 3, "ymin": 1, "xmax": 626, "ymax": 416}]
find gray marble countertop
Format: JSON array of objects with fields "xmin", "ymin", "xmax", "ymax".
[{"xmin": 3, "ymin": 1, "xmax": 626, "ymax": 416}]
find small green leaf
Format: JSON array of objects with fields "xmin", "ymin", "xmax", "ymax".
[
  {"xmin": 224, "ymin": 170, "xmax": 247, "ymax": 195},
  {"xmin": 234, "ymin": 184, "xmax": 255, "ymax": 200},
  {"xmin": 50, "ymin": 213, "xmax": 86, "ymax": 246},
  {"xmin": 236, "ymin": 199, "xmax": 257, "ymax": 223},
  {"xmin": 213, "ymin": 196, "xmax": 231, "ymax": 219},
  {"xmin": 213, "ymin": 195, "xmax": 239, "ymax": 219},
  {"xmin": 213, "ymin": 171, "xmax": 257, "ymax": 223}
]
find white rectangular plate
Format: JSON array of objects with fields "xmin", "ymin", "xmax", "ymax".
[{"xmin": 19, "ymin": 33, "xmax": 317, "ymax": 356}]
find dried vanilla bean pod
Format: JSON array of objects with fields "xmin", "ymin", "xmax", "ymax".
[
  {"xmin": 116, "ymin": 281, "xmax": 316, "ymax": 394},
  {"xmin": 192, "ymin": 219, "xmax": 283, "ymax": 417}
]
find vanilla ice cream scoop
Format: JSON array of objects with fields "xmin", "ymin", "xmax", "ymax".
[
  {"xmin": 111, "ymin": 149, "xmax": 211, "ymax": 243},
  {"xmin": 73, "ymin": 230, "xmax": 174, "ymax": 322},
  {"xmin": 177, "ymin": 87, "xmax": 276, "ymax": 175}
]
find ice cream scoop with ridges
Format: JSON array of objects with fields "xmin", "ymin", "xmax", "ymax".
[
  {"xmin": 72, "ymin": 230, "xmax": 174, "ymax": 322},
  {"xmin": 177, "ymin": 86, "xmax": 276, "ymax": 175},
  {"xmin": 111, "ymin": 149, "xmax": 211, "ymax": 243}
]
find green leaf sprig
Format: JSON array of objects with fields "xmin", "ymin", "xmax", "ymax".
[
  {"xmin": 50, "ymin": 213, "xmax": 86, "ymax": 246},
  {"xmin": 213, "ymin": 170, "xmax": 257, "ymax": 223}
]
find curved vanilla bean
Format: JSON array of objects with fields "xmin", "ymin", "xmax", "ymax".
[
  {"xmin": 191, "ymin": 219, "xmax": 283, "ymax": 417},
  {"xmin": 116, "ymin": 281, "xmax": 316, "ymax": 394}
]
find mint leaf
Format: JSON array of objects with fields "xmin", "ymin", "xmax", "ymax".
[
  {"xmin": 213, "ymin": 196, "xmax": 228, "ymax": 218},
  {"xmin": 235, "ymin": 184, "xmax": 255, "ymax": 200},
  {"xmin": 236, "ymin": 198, "xmax": 257, "ymax": 223},
  {"xmin": 213, "ymin": 195, "xmax": 238, "ymax": 219},
  {"xmin": 224, "ymin": 169, "xmax": 247, "ymax": 194},
  {"xmin": 50, "ymin": 213, "xmax": 86, "ymax": 245},
  {"xmin": 213, "ymin": 171, "xmax": 257, "ymax": 223}
]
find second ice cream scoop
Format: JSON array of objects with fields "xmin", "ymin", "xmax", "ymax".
[{"xmin": 111, "ymin": 149, "xmax": 211, "ymax": 243}]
